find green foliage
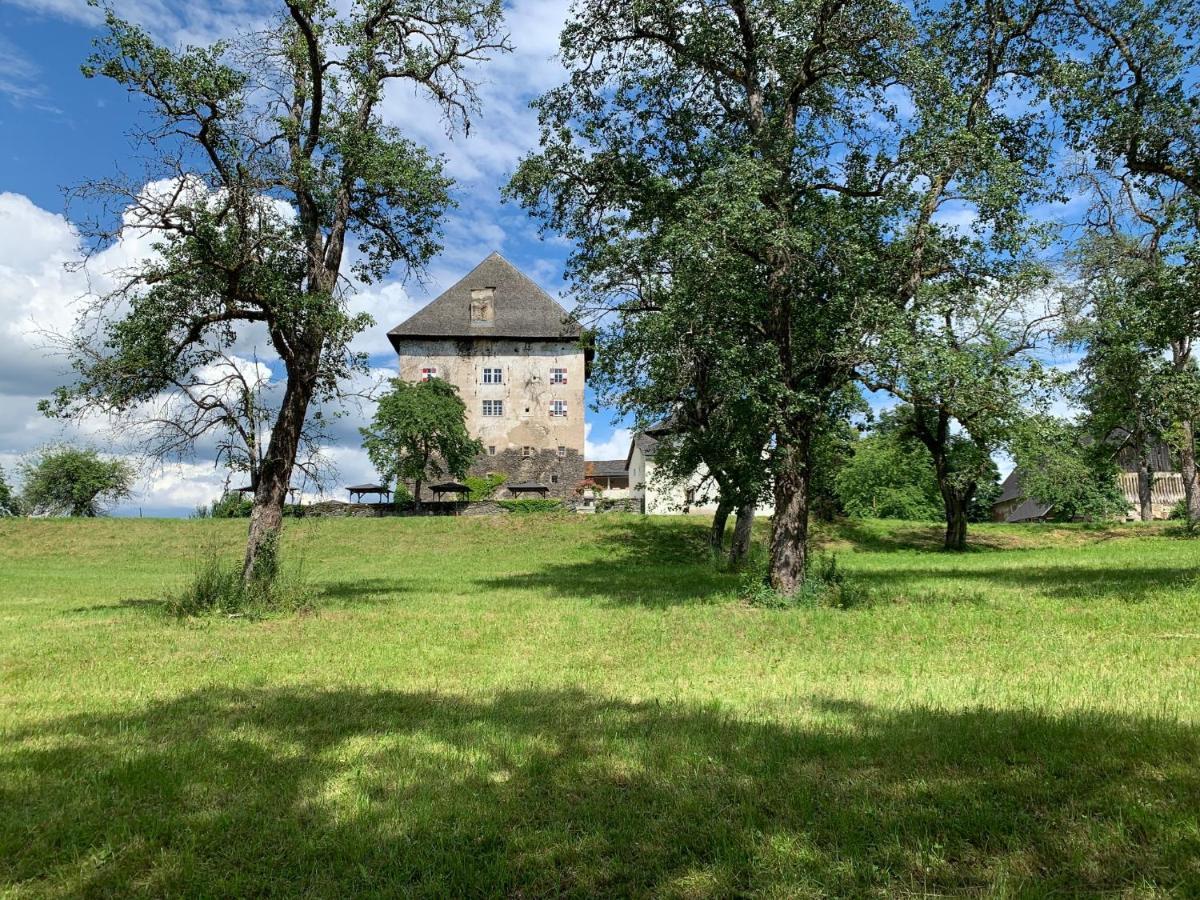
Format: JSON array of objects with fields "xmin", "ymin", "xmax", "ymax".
[
  {"xmin": 1011, "ymin": 417, "xmax": 1130, "ymax": 521},
  {"xmin": 835, "ymin": 431, "xmax": 944, "ymax": 521},
  {"xmin": 18, "ymin": 445, "xmax": 134, "ymax": 517},
  {"xmin": 507, "ymin": 0, "xmax": 1059, "ymax": 588},
  {"xmin": 497, "ymin": 498, "xmax": 564, "ymax": 514},
  {"xmin": 361, "ymin": 378, "xmax": 484, "ymax": 499},
  {"xmin": 210, "ymin": 493, "xmax": 254, "ymax": 518},
  {"xmin": 465, "ymin": 473, "xmax": 506, "ymax": 501},
  {"xmin": 0, "ymin": 464, "xmax": 20, "ymax": 516}
]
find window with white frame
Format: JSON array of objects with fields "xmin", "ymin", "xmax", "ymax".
[
  {"xmin": 487, "ymin": 445, "xmax": 496, "ymax": 456},
  {"xmin": 482, "ymin": 367, "xmax": 503, "ymax": 385},
  {"xmin": 482, "ymin": 400, "xmax": 503, "ymax": 417},
  {"xmin": 556, "ymin": 445, "xmax": 566, "ymax": 457},
  {"xmin": 521, "ymin": 446, "xmax": 534, "ymax": 458},
  {"xmin": 550, "ymin": 400, "xmax": 567, "ymax": 418},
  {"xmin": 419, "ymin": 366, "xmax": 438, "ymax": 381},
  {"xmin": 550, "ymin": 367, "xmax": 567, "ymax": 384},
  {"xmin": 550, "ymin": 474, "xmax": 560, "ymax": 484}
]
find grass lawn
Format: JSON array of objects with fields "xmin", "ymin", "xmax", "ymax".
[{"xmin": 2, "ymin": 513, "xmax": 1199, "ymax": 897}]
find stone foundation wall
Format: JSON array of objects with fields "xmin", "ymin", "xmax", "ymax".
[{"xmin": 470, "ymin": 446, "xmax": 585, "ymax": 499}]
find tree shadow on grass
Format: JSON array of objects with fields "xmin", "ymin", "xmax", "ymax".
[
  {"xmin": 68, "ymin": 598, "xmax": 168, "ymax": 615},
  {"xmin": 855, "ymin": 563, "xmax": 1200, "ymax": 603},
  {"xmin": 474, "ymin": 517, "xmax": 737, "ymax": 607},
  {"xmin": 3, "ymin": 687, "xmax": 1198, "ymax": 897}
]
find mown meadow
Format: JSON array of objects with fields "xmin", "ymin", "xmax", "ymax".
[{"xmin": 2, "ymin": 514, "xmax": 1198, "ymax": 897}]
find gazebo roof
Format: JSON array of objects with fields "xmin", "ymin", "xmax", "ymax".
[
  {"xmin": 345, "ymin": 484, "xmax": 390, "ymax": 493},
  {"xmin": 508, "ymin": 482, "xmax": 549, "ymax": 493},
  {"xmin": 428, "ymin": 481, "xmax": 470, "ymax": 493}
]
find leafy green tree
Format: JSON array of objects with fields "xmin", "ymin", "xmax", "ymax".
[
  {"xmin": 1049, "ymin": 0, "xmax": 1200, "ymax": 525},
  {"xmin": 835, "ymin": 429, "xmax": 943, "ymax": 521},
  {"xmin": 1064, "ymin": 174, "xmax": 1200, "ymax": 526},
  {"xmin": 18, "ymin": 445, "xmax": 135, "ymax": 517},
  {"xmin": 44, "ymin": 2, "xmax": 509, "ymax": 580},
  {"xmin": 1010, "ymin": 416, "xmax": 1129, "ymax": 521},
  {"xmin": 509, "ymin": 0, "xmax": 1056, "ymax": 591},
  {"xmin": 360, "ymin": 378, "xmax": 483, "ymax": 506},
  {"xmin": 0, "ymin": 464, "xmax": 20, "ymax": 516},
  {"xmin": 863, "ymin": 277, "xmax": 1058, "ymax": 549}
]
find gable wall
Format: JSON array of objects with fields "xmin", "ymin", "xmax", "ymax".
[{"xmin": 396, "ymin": 337, "xmax": 585, "ymax": 497}]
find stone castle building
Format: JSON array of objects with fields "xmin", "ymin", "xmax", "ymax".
[{"xmin": 388, "ymin": 253, "xmax": 587, "ymax": 498}]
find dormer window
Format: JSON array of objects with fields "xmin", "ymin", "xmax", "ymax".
[{"xmin": 470, "ymin": 287, "xmax": 495, "ymax": 322}]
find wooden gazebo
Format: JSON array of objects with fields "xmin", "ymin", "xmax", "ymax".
[
  {"xmin": 428, "ymin": 481, "xmax": 470, "ymax": 501},
  {"xmin": 507, "ymin": 482, "xmax": 550, "ymax": 498},
  {"xmin": 346, "ymin": 484, "xmax": 392, "ymax": 504}
]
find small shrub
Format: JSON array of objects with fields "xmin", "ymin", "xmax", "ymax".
[
  {"xmin": 497, "ymin": 498, "xmax": 565, "ymax": 514},
  {"xmin": 210, "ymin": 493, "xmax": 254, "ymax": 518},
  {"xmin": 741, "ymin": 553, "xmax": 873, "ymax": 610}
]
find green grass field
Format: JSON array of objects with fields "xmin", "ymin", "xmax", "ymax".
[{"xmin": 2, "ymin": 514, "xmax": 1199, "ymax": 897}]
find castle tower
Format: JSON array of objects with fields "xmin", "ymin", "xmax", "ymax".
[{"xmin": 388, "ymin": 252, "xmax": 587, "ymax": 498}]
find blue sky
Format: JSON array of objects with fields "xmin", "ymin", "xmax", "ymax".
[{"xmin": 0, "ymin": 0, "xmax": 641, "ymax": 515}]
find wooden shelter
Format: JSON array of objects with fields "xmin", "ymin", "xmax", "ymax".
[
  {"xmin": 346, "ymin": 484, "xmax": 392, "ymax": 504},
  {"xmin": 507, "ymin": 482, "xmax": 550, "ymax": 498}
]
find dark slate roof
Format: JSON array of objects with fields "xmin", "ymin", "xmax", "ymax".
[
  {"xmin": 1004, "ymin": 497, "xmax": 1053, "ymax": 523},
  {"xmin": 625, "ymin": 431, "xmax": 661, "ymax": 469},
  {"xmin": 388, "ymin": 252, "xmax": 580, "ymax": 345},
  {"xmin": 996, "ymin": 470, "xmax": 1023, "ymax": 504},
  {"xmin": 345, "ymin": 484, "xmax": 390, "ymax": 492},
  {"xmin": 993, "ymin": 470, "xmax": 1053, "ymax": 522},
  {"xmin": 586, "ymin": 460, "xmax": 628, "ymax": 478}
]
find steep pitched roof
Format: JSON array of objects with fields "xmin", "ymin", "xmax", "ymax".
[
  {"xmin": 586, "ymin": 460, "xmax": 628, "ymax": 478},
  {"xmin": 624, "ymin": 431, "xmax": 661, "ymax": 470},
  {"xmin": 388, "ymin": 252, "xmax": 580, "ymax": 345}
]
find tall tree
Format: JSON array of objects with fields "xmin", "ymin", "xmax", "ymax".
[
  {"xmin": 509, "ymin": 0, "xmax": 1055, "ymax": 592},
  {"xmin": 360, "ymin": 377, "xmax": 482, "ymax": 506},
  {"xmin": 45, "ymin": 2, "xmax": 509, "ymax": 580},
  {"xmin": 1050, "ymin": 0, "xmax": 1200, "ymax": 524},
  {"xmin": 18, "ymin": 445, "xmax": 135, "ymax": 517},
  {"xmin": 862, "ymin": 278, "xmax": 1058, "ymax": 548},
  {"xmin": 1065, "ymin": 173, "xmax": 1200, "ymax": 525}
]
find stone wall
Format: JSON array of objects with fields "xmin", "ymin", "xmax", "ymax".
[{"xmin": 470, "ymin": 446, "xmax": 585, "ymax": 500}]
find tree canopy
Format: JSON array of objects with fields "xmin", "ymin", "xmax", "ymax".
[
  {"xmin": 508, "ymin": 0, "xmax": 1057, "ymax": 590},
  {"xmin": 18, "ymin": 445, "xmax": 135, "ymax": 517},
  {"xmin": 360, "ymin": 378, "xmax": 482, "ymax": 504},
  {"xmin": 46, "ymin": 0, "xmax": 509, "ymax": 579}
]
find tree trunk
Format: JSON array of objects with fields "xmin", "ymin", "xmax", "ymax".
[
  {"xmin": 1137, "ymin": 453, "xmax": 1153, "ymax": 522},
  {"xmin": 710, "ymin": 498, "xmax": 732, "ymax": 556},
  {"xmin": 769, "ymin": 439, "xmax": 811, "ymax": 594},
  {"xmin": 730, "ymin": 501, "xmax": 755, "ymax": 565},
  {"xmin": 1179, "ymin": 419, "xmax": 1200, "ymax": 528},
  {"xmin": 942, "ymin": 489, "xmax": 969, "ymax": 551},
  {"xmin": 243, "ymin": 375, "xmax": 314, "ymax": 582}
]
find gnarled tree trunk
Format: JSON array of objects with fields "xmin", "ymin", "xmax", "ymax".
[
  {"xmin": 769, "ymin": 438, "xmax": 811, "ymax": 594},
  {"xmin": 710, "ymin": 498, "xmax": 732, "ymax": 556},
  {"xmin": 243, "ymin": 374, "xmax": 315, "ymax": 582},
  {"xmin": 941, "ymin": 484, "xmax": 970, "ymax": 552},
  {"xmin": 730, "ymin": 501, "xmax": 755, "ymax": 565}
]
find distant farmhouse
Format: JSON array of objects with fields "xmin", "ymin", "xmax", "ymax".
[
  {"xmin": 389, "ymin": 253, "xmax": 587, "ymax": 499},
  {"xmin": 994, "ymin": 437, "xmax": 1186, "ymax": 522}
]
